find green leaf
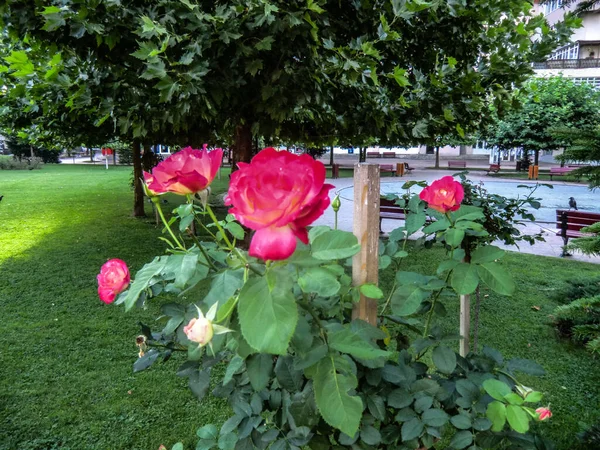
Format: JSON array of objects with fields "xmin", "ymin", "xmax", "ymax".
[
  {"xmin": 506, "ymin": 404, "xmax": 530, "ymax": 433},
  {"xmin": 360, "ymin": 283, "xmax": 384, "ymax": 299},
  {"xmin": 133, "ymin": 348, "xmax": 160, "ymax": 372},
  {"xmin": 507, "ymin": 358, "xmax": 545, "ymax": 376},
  {"xmin": 312, "ymin": 356, "xmax": 362, "ymax": 437},
  {"xmin": 524, "ymin": 391, "xmax": 543, "ymax": 403},
  {"xmin": 450, "ymin": 413, "xmax": 472, "ymax": 430},
  {"xmin": 274, "ymin": 356, "xmax": 304, "ymax": 391},
  {"xmin": 449, "ymin": 430, "xmax": 473, "ymax": 449},
  {"xmin": 238, "ymin": 275, "xmax": 298, "ymax": 355},
  {"xmin": 197, "ymin": 424, "xmax": 218, "ymax": 439},
  {"xmin": 329, "ymin": 325, "xmax": 391, "ymax": 360},
  {"xmin": 255, "ymin": 36, "xmax": 275, "ymax": 51},
  {"xmin": 444, "ymin": 108, "xmax": 455, "ymax": 122},
  {"xmin": 298, "ymin": 267, "xmax": 341, "ymax": 297},
  {"xmin": 391, "ymin": 284, "xmax": 430, "ymax": 316},
  {"xmin": 504, "ymin": 393, "xmax": 524, "ymax": 405},
  {"xmin": 188, "ymin": 369, "xmax": 210, "ymax": 400},
  {"xmin": 225, "ymin": 222, "xmax": 245, "ymax": 240},
  {"xmin": 388, "ymin": 389, "xmax": 414, "ymax": 409},
  {"xmin": 445, "ymin": 228, "xmax": 465, "ymax": 247},
  {"xmin": 123, "ymin": 257, "xmax": 167, "ymax": 311},
  {"xmin": 401, "ymin": 417, "xmax": 423, "ymax": 441},
  {"xmin": 311, "ymin": 230, "xmax": 360, "ymax": 260},
  {"xmin": 471, "ymin": 245, "xmax": 505, "ymax": 264},
  {"xmin": 246, "ymin": 353, "xmax": 273, "ymax": 391},
  {"xmin": 486, "ymin": 401, "xmax": 507, "ymax": 432},
  {"xmin": 451, "ymin": 263, "xmax": 479, "ymax": 295},
  {"xmin": 422, "ymin": 408, "xmax": 449, "ymax": 427},
  {"xmin": 432, "ymin": 345, "xmax": 457, "ymax": 374},
  {"xmin": 204, "ymin": 269, "xmax": 244, "ymax": 306},
  {"xmin": 483, "ymin": 379, "xmax": 512, "ymax": 401},
  {"xmin": 477, "ymin": 263, "xmax": 515, "ymax": 295},
  {"xmin": 223, "ymin": 355, "xmax": 244, "ymax": 385}
]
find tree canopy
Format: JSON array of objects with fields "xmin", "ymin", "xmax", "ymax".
[
  {"xmin": 486, "ymin": 76, "xmax": 600, "ymax": 165},
  {"xmin": 0, "ymin": 0, "xmax": 580, "ymax": 213}
]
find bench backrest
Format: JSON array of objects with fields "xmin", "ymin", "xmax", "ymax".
[
  {"xmin": 448, "ymin": 161, "xmax": 466, "ymax": 167},
  {"xmin": 550, "ymin": 167, "xmax": 574, "ymax": 173},
  {"xmin": 380, "ymin": 197, "xmax": 406, "ymax": 213},
  {"xmin": 380, "ymin": 164, "xmax": 394, "ymax": 171},
  {"xmin": 556, "ymin": 209, "xmax": 600, "ymax": 231}
]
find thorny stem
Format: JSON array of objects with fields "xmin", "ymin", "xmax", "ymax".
[
  {"xmin": 205, "ymin": 204, "xmax": 234, "ymax": 250},
  {"xmin": 154, "ymin": 199, "xmax": 185, "ymax": 250},
  {"xmin": 188, "ymin": 232, "xmax": 219, "ymax": 271}
]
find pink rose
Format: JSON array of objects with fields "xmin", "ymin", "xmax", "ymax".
[
  {"xmin": 184, "ymin": 317, "xmax": 214, "ymax": 345},
  {"xmin": 225, "ymin": 148, "xmax": 334, "ymax": 260},
  {"xmin": 97, "ymin": 259, "xmax": 130, "ymax": 304},
  {"xmin": 536, "ymin": 406, "xmax": 552, "ymax": 421},
  {"xmin": 145, "ymin": 146, "xmax": 223, "ymax": 195},
  {"xmin": 419, "ymin": 176, "xmax": 464, "ymax": 213}
]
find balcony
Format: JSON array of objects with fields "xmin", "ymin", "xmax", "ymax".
[{"xmin": 533, "ymin": 58, "xmax": 600, "ymax": 70}]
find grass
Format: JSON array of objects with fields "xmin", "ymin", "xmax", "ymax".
[
  {"xmin": 1, "ymin": 164, "xmax": 599, "ymax": 449},
  {"xmin": 0, "ymin": 164, "xmax": 231, "ymax": 450},
  {"xmin": 379, "ymin": 246, "xmax": 600, "ymax": 449}
]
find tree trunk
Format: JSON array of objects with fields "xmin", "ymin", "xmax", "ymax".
[
  {"xmin": 232, "ymin": 122, "xmax": 253, "ymax": 172},
  {"xmin": 142, "ymin": 143, "xmax": 154, "ymax": 172},
  {"xmin": 329, "ymin": 145, "xmax": 334, "ymax": 167},
  {"xmin": 459, "ymin": 244, "xmax": 472, "ymax": 357},
  {"xmin": 459, "ymin": 144, "xmax": 467, "ymax": 156},
  {"xmin": 359, "ymin": 146, "xmax": 366, "ymax": 163},
  {"xmin": 534, "ymin": 149, "xmax": 539, "ymax": 166},
  {"xmin": 30, "ymin": 145, "xmax": 34, "ymax": 158},
  {"xmin": 89, "ymin": 147, "xmax": 94, "ymax": 163},
  {"xmin": 132, "ymin": 140, "xmax": 146, "ymax": 217},
  {"xmin": 435, "ymin": 146, "xmax": 440, "ymax": 169}
]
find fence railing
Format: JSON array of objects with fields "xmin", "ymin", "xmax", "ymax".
[{"xmin": 533, "ymin": 58, "xmax": 600, "ymax": 70}]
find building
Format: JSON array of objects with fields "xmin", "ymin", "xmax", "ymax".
[{"xmin": 532, "ymin": 0, "xmax": 600, "ymax": 88}]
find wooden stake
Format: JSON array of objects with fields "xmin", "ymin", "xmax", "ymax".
[
  {"xmin": 459, "ymin": 294, "xmax": 470, "ymax": 356},
  {"xmin": 352, "ymin": 164, "xmax": 381, "ymax": 326}
]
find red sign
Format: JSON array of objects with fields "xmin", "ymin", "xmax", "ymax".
[{"xmin": 101, "ymin": 148, "xmax": 114, "ymax": 156}]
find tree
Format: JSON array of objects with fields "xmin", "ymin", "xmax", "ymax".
[
  {"xmin": 486, "ymin": 77, "xmax": 600, "ymax": 166},
  {"xmin": 554, "ymin": 126, "xmax": 600, "ymax": 188},
  {"xmin": 0, "ymin": 0, "xmax": 580, "ymax": 214}
]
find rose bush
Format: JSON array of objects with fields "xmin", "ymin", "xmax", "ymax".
[
  {"xmin": 226, "ymin": 147, "xmax": 334, "ymax": 260},
  {"xmin": 102, "ymin": 156, "xmax": 553, "ymax": 450},
  {"xmin": 144, "ymin": 146, "xmax": 223, "ymax": 196},
  {"xmin": 97, "ymin": 258, "xmax": 130, "ymax": 304}
]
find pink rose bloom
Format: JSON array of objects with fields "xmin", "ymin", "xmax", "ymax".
[
  {"xmin": 419, "ymin": 176, "xmax": 464, "ymax": 213},
  {"xmin": 145, "ymin": 146, "xmax": 223, "ymax": 195},
  {"xmin": 97, "ymin": 259, "xmax": 130, "ymax": 304},
  {"xmin": 225, "ymin": 148, "xmax": 334, "ymax": 261},
  {"xmin": 536, "ymin": 407, "xmax": 552, "ymax": 421},
  {"xmin": 184, "ymin": 317, "xmax": 214, "ymax": 345}
]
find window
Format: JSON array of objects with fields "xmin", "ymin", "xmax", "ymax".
[
  {"xmin": 549, "ymin": 43, "xmax": 579, "ymax": 60},
  {"xmin": 544, "ymin": 0, "xmax": 563, "ymax": 14}
]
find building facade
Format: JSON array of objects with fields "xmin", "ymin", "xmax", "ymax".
[{"xmin": 532, "ymin": 0, "xmax": 600, "ymax": 86}]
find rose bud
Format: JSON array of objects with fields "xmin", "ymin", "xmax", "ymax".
[{"xmin": 97, "ymin": 259, "xmax": 130, "ymax": 304}]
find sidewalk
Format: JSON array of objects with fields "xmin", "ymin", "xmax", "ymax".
[{"xmin": 313, "ymin": 168, "xmax": 600, "ymax": 264}]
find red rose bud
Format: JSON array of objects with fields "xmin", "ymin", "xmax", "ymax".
[
  {"xmin": 225, "ymin": 148, "xmax": 334, "ymax": 261},
  {"xmin": 536, "ymin": 406, "xmax": 552, "ymax": 421},
  {"xmin": 145, "ymin": 146, "xmax": 223, "ymax": 195},
  {"xmin": 419, "ymin": 176, "xmax": 464, "ymax": 213},
  {"xmin": 97, "ymin": 259, "xmax": 130, "ymax": 304}
]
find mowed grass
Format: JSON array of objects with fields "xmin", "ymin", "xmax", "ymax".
[
  {"xmin": 379, "ymin": 248, "xmax": 600, "ymax": 449},
  {"xmin": 1, "ymin": 164, "xmax": 599, "ymax": 449},
  {"xmin": 0, "ymin": 164, "xmax": 231, "ymax": 450}
]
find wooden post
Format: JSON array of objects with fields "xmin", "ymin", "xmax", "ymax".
[
  {"xmin": 352, "ymin": 164, "xmax": 381, "ymax": 326},
  {"xmin": 459, "ymin": 294, "xmax": 470, "ymax": 356}
]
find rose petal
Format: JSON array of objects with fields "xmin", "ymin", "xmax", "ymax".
[{"xmin": 249, "ymin": 226, "xmax": 298, "ymax": 261}]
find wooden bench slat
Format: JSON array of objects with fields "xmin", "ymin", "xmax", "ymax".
[{"xmin": 555, "ymin": 209, "xmax": 600, "ymax": 255}]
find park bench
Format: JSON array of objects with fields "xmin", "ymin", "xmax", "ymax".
[
  {"xmin": 367, "ymin": 151, "xmax": 380, "ymax": 158},
  {"xmin": 556, "ymin": 209, "xmax": 600, "ymax": 256},
  {"xmin": 380, "ymin": 197, "xmax": 407, "ymax": 232},
  {"xmin": 383, "ymin": 152, "xmax": 396, "ymax": 158},
  {"xmin": 486, "ymin": 164, "xmax": 500, "ymax": 175},
  {"xmin": 331, "ymin": 163, "xmax": 353, "ymax": 179},
  {"xmin": 549, "ymin": 166, "xmax": 576, "ymax": 180},
  {"xmin": 380, "ymin": 164, "xmax": 396, "ymax": 176},
  {"xmin": 448, "ymin": 160, "xmax": 466, "ymax": 169}
]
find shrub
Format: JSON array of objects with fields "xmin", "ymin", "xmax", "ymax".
[
  {"xmin": 552, "ymin": 295, "xmax": 600, "ymax": 355},
  {"xmin": 0, "ymin": 156, "xmax": 44, "ymax": 170},
  {"xmin": 550, "ymin": 275, "xmax": 600, "ymax": 304},
  {"xmin": 578, "ymin": 423, "xmax": 600, "ymax": 448}
]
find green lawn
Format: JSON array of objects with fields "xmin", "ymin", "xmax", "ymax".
[{"xmin": 1, "ymin": 164, "xmax": 599, "ymax": 449}]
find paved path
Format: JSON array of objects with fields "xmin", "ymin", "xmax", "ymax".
[{"xmin": 313, "ymin": 168, "xmax": 600, "ymax": 264}]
